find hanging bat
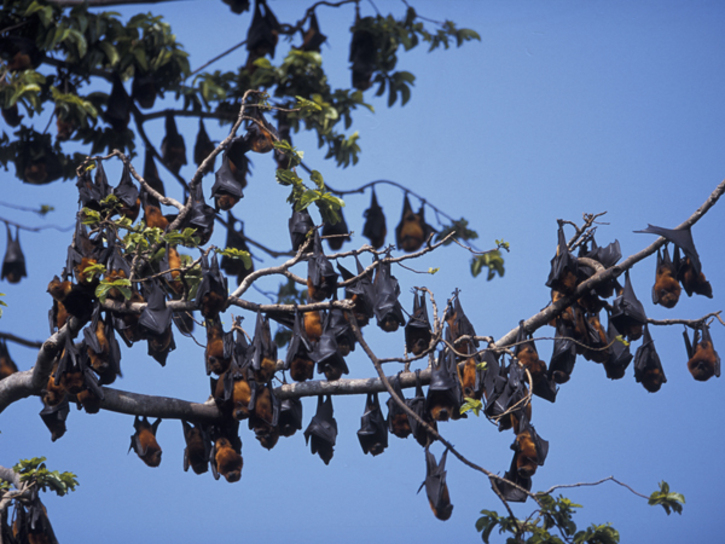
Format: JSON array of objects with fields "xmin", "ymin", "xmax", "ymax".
[
  {"xmin": 357, "ymin": 392, "xmax": 388, "ymax": 456},
  {"xmin": 444, "ymin": 290, "xmax": 478, "ymax": 357},
  {"xmin": 105, "ymin": 75, "xmax": 132, "ymax": 131},
  {"xmin": 246, "ymin": 0, "xmax": 281, "ymax": 70},
  {"xmin": 487, "ymin": 360, "xmax": 530, "ymax": 433},
  {"xmin": 373, "ymin": 253, "xmax": 406, "ymax": 332},
  {"xmin": 418, "ymin": 447, "xmax": 453, "ymax": 521},
  {"xmin": 161, "ymin": 114, "xmax": 187, "ymax": 175},
  {"xmin": 139, "ymin": 280, "xmax": 175, "ymax": 366},
  {"xmin": 405, "ymin": 291, "xmax": 432, "ymax": 356},
  {"xmin": 197, "ymin": 251, "xmax": 228, "ymax": 319},
  {"xmin": 278, "ymin": 397, "xmax": 303, "ymax": 437},
  {"xmin": 112, "ymin": 289, "xmax": 145, "ymax": 347},
  {"xmin": 635, "ymin": 223, "xmax": 712, "ymax": 298},
  {"xmin": 71, "ymin": 346, "xmax": 106, "ymax": 414},
  {"xmin": 141, "ymin": 186, "xmax": 169, "ymax": 231},
  {"xmin": 274, "ymin": 112, "xmax": 293, "ymax": 169},
  {"xmin": 311, "ymin": 311, "xmax": 349, "ymax": 381},
  {"xmin": 603, "ymin": 318, "xmax": 633, "ymax": 380},
  {"xmin": 652, "ymin": 246, "xmax": 681, "ymax": 308},
  {"xmin": 289, "ymin": 208, "xmax": 314, "ymax": 251},
  {"xmin": 181, "ymin": 420, "xmax": 211, "ymax": 475},
  {"xmin": 633, "ymin": 324, "xmax": 666, "ymax": 393},
  {"xmin": 327, "ymin": 302, "xmax": 356, "ymax": 356},
  {"xmin": 193, "ymin": 119, "xmax": 216, "ymax": 175},
  {"xmin": 548, "ymin": 320, "xmax": 577, "ymax": 384},
  {"xmin": 0, "ymin": 339, "xmax": 18, "ymax": 379},
  {"xmin": 210, "ymin": 422, "xmax": 243, "ymax": 482},
  {"xmin": 128, "ymin": 416, "xmax": 162, "ymax": 467},
  {"xmin": 2, "ymin": 225, "xmax": 27, "ymax": 284},
  {"xmin": 426, "ymin": 343, "xmax": 464, "ymax": 422},
  {"xmin": 321, "ymin": 210, "xmax": 351, "ymax": 252},
  {"xmin": 513, "ymin": 321, "xmax": 546, "ymax": 384},
  {"xmin": 338, "ymin": 256, "xmax": 375, "ymax": 327},
  {"xmin": 304, "ymin": 394, "xmax": 338, "ymax": 465},
  {"xmin": 43, "ymin": 362, "xmax": 67, "ymax": 407},
  {"xmin": 243, "ymin": 106, "xmax": 279, "ymax": 154},
  {"xmin": 1, "ymin": 103, "xmax": 22, "ymax": 127},
  {"xmin": 205, "ymin": 317, "xmax": 234, "ymax": 375},
  {"xmin": 220, "ymin": 212, "xmax": 254, "ymax": 284},
  {"xmin": 83, "ymin": 305, "xmax": 122, "ymax": 385},
  {"xmin": 583, "ymin": 237, "xmax": 622, "ymax": 298},
  {"xmin": 684, "ymin": 323, "xmax": 720, "ymax": 382},
  {"xmin": 610, "ymin": 270, "xmax": 647, "ymax": 341},
  {"xmin": 250, "ymin": 311, "xmax": 278, "ymax": 382},
  {"xmin": 285, "ymin": 310, "xmax": 315, "ymax": 382},
  {"xmin": 511, "ymin": 412, "xmax": 549, "ymax": 478},
  {"xmin": 299, "ymin": 11, "xmax": 327, "ymax": 52},
  {"xmin": 408, "ymin": 369, "xmax": 438, "ymax": 447},
  {"xmin": 303, "ymin": 298, "xmax": 323, "ymax": 343},
  {"xmin": 545, "ymin": 223, "xmax": 578, "ymax": 295},
  {"xmin": 39, "ymin": 397, "xmax": 70, "ymax": 442},
  {"xmin": 387, "ymin": 373, "xmax": 411, "ymax": 438},
  {"xmin": 514, "ymin": 321, "xmax": 557, "ymax": 402},
  {"xmin": 496, "ymin": 453, "xmax": 532, "ymax": 503},
  {"xmin": 143, "ymin": 147, "xmax": 166, "ymax": 198},
  {"xmin": 674, "ymin": 245, "xmax": 712, "ymax": 298},
  {"xmin": 307, "ymin": 230, "xmax": 339, "ymax": 302},
  {"xmin": 185, "ymin": 183, "xmax": 216, "ymax": 245},
  {"xmin": 349, "ymin": 16, "xmax": 376, "ymax": 90},
  {"xmin": 131, "ymin": 72, "xmax": 157, "ymax": 109},
  {"xmin": 580, "ymin": 310, "xmax": 610, "ymax": 364},
  {"xmin": 476, "ymin": 349, "xmax": 502, "ymax": 403},
  {"xmin": 395, "ymin": 195, "xmax": 434, "ymax": 253},
  {"xmin": 248, "ymin": 380, "xmax": 280, "ymax": 450},
  {"xmin": 212, "ymin": 153, "xmax": 245, "ymax": 211},
  {"xmin": 76, "ymin": 160, "xmax": 110, "ymax": 211},
  {"xmin": 112, "ymin": 165, "xmax": 140, "ymax": 221},
  {"xmin": 362, "ymin": 188, "xmax": 386, "ymax": 249},
  {"xmin": 0, "ymin": 35, "xmax": 44, "ymax": 71}
]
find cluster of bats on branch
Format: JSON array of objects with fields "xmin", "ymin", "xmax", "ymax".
[{"xmin": 0, "ymin": 106, "xmax": 720, "ymax": 524}]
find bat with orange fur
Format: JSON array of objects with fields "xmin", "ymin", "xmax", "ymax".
[
  {"xmin": 684, "ymin": 323, "xmax": 720, "ymax": 382},
  {"xmin": 129, "ymin": 416, "xmax": 162, "ymax": 467}
]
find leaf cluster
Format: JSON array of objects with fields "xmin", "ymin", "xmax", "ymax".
[{"xmin": 13, "ymin": 457, "xmax": 78, "ymax": 497}]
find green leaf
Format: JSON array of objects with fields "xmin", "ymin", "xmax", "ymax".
[
  {"xmin": 95, "ymin": 278, "xmax": 132, "ymax": 303},
  {"xmin": 216, "ymin": 248, "xmax": 252, "ymax": 270},
  {"xmin": 648, "ymin": 481, "xmax": 685, "ymax": 515},
  {"xmin": 99, "ymin": 41, "xmax": 120, "ymax": 67},
  {"xmin": 470, "ymin": 250, "xmax": 505, "ymax": 280},
  {"xmin": 460, "ymin": 397, "xmax": 483, "ymax": 416},
  {"xmin": 310, "ymin": 170, "xmax": 325, "ymax": 189},
  {"xmin": 297, "ymin": 189, "xmax": 320, "ymax": 211}
]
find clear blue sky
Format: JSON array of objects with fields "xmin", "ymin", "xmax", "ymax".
[{"xmin": 2, "ymin": 1, "xmax": 724, "ymax": 542}]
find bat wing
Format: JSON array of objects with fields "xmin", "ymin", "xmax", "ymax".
[
  {"xmin": 113, "ymin": 165, "xmax": 139, "ymax": 208},
  {"xmin": 278, "ymin": 397, "xmax": 303, "ymax": 437},
  {"xmin": 635, "ymin": 224, "xmax": 701, "ymax": 275},
  {"xmin": 545, "ymin": 224, "xmax": 578, "ymax": 294},
  {"xmin": 357, "ymin": 392, "xmax": 388, "ymax": 455},
  {"xmin": 289, "ymin": 208, "xmax": 314, "ymax": 251}
]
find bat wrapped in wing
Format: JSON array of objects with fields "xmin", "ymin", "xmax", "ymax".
[
  {"xmin": 304, "ymin": 394, "xmax": 338, "ymax": 465},
  {"xmin": 357, "ymin": 392, "xmax": 388, "ymax": 456}
]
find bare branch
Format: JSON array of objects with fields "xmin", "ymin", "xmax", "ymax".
[
  {"xmin": 541, "ymin": 475, "xmax": 649, "ymax": 500},
  {"xmin": 0, "ymin": 332, "xmax": 43, "ymax": 349}
]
